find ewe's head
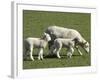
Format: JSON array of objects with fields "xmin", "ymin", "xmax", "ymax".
[
  {"xmin": 72, "ymin": 38, "xmax": 90, "ymax": 53},
  {"xmin": 79, "ymin": 41, "xmax": 89, "ymax": 53},
  {"xmin": 82, "ymin": 41, "xmax": 89, "ymax": 53},
  {"xmin": 43, "ymin": 33, "xmax": 51, "ymax": 41}
]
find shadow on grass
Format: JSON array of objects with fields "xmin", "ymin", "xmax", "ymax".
[
  {"xmin": 23, "ymin": 54, "xmax": 82, "ymax": 61},
  {"xmin": 23, "ymin": 55, "xmax": 38, "ymax": 61},
  {"xmin": 44, "ymin": 54, "xmax": 57, "ymax": 58}
]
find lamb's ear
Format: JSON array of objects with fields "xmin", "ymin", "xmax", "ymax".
[{"xmin": 43, "ymin": 32, "xmax": 46, "ymax": 35}]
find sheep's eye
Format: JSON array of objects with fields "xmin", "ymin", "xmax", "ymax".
[{"xmin": 84, "ymin": 44, "xmax": 89, "ymax": 48}]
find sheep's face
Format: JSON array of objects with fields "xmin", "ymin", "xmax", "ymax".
[
  {"xmin": 83, "ymin": 42, "xmax": 89, "ymax": 53},
  {"xmin": 44, "ymin": 33, "xmax": 51, "ymax": 41}
]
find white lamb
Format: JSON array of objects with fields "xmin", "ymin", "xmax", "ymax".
[
  {"xmin": 24, "ymin": 33, "xmax": 51, "ymax": 61},
  {"xmin": 50, "ymin": 38, "xmax": 75, "ymax": 58},
  {"xmin": 45, "ymin": 26, "xmax": 89, "ymax": 55}
]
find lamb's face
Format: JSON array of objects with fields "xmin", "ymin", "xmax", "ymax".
[{"xmin": 44, "ymin": 33, "xmax": 51, "ymax": 41}]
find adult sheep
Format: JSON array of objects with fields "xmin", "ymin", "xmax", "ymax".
[
  {"xmin": 45, "ymin": 26, "xmax": 89, "ymax": 55},
  {"xmin": 24, "ymin": 33, "xmax": 51, "ymax": 61}
]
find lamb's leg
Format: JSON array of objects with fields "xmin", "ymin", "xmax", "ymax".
[
  {"xmin": 23, "ymin": 44, "xmax": 28, "ymax": 60},
  {"xmin": 67, "ymin": 47, "xmax": 74, "ymax": 58},
  {"xmin": 56, "ymin": 47, "xmax": 61, "ymax": 58},
  {"xmin": 38, "ymin": 48, "xmax": 43, "ymax": 60},
  {"xmin": 75, "ymin": 46, "xmax": 83, "ymax": 55},
  {"xmin": 29, "ymin": 45, "xmax": 34, "ymax": 61},
  {"xmin": 24, "ymin": 49, "xmax": 29, "ymax": 60}
]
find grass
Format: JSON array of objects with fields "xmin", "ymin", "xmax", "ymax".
[{"xmin": 23, "ymin": 10, "xmax": 91, "ymax": 69}]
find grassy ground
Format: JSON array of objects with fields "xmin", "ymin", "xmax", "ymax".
[{"xmin": 23, "ymin": 10, "xmax": 91, "ymax": 69}]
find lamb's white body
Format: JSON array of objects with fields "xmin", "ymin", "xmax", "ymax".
[
  {"xmin": 24, "ymin": 33, "xmax": 51, "ymax": 61},
  {"xmin": 51, "ymin": 38, "xmax": 75, "ymax": 58},
  {"xmin": 45, "ymin": 26, "xmax": 89, "ymax": 55}
]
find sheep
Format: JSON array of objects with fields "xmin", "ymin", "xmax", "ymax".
[
  {"xmin": 45, "ymin": 26, "xmax": 89, "ymax": 55},
  {"xmin": 50, "ymin": 38, "xmax": 75, "ymax": 58},
  {"xmin": 24, "ymin": 33, "xmax": 51, "ymax": 61}
]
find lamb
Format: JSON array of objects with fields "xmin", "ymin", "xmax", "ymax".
[
  {"xmin": 45, "ymin": 26, "xmax": 89, "ymax": 55},
  {"xmin": 24, "ymin": 33, "xmax": 51, "ymax": 61},
  {"xmin": 50, "ymin": 38, "xmax": 75, "ymax": 58}
]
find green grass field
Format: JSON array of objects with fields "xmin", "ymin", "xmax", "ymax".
[{"xmin": 23, "ymin": 10, "xmax": 91, "ymax": 69}]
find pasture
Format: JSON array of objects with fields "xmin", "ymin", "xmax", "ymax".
[{"xmin": 23, "ymin": 10, "xmax": 91, "ymax": 69}]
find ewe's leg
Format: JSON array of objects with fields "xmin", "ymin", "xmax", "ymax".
[
  {"xmin": 29, "ymin": 45, "xmax": 34, "ymax": 61},
  {"xmin": 48, "ymin": 41, "xmax": 54, "ymax": 50},
  {"xmin": 75, "ymin": 46, "xmax": 83, "ymax": 55},
  {"xmin": 38, "ymin": 48, "xmax": 43, "ymax": 60},
  {"xmin": 51, "ymin": 45, "xmax": 57, "ymax": 55},
  {"xmin": 56, "ymin": 43, "xmax": 62, "ymax": 58},
  {"xmin": 49, "ymin": 45, "xmax": 55, "ymax": 55},
  {"xmin": 71, "ymin": 47, "xmax": 74, "ymax": 54}
]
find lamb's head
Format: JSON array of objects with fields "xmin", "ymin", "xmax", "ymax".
[{"xmin": 43, "ymin": 33, "xmax": 51, "ymax": 41}]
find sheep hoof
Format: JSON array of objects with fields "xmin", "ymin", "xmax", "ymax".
[
  {"xmin": 57, "ymin": 56, "xmax": 61, "ymax": 59},
  {"xmin": 31, "ymin": 59, "xmax": 34, "ymax": 61},
  {"xmin": 69, "ymin": 56, "xmax": 72, "ymax": 58},
  {"xmin": 38, "ymin": 58, "xmax": 43, "ymax": 60},
  {"xmin": 38, "ymin": 57, "xmax": 41, "ymax": 60},
  {"xmin": 67, "ymin": 55, "xmax": 72, "ymax": 59},
  {"xmin": 80, "ymin": 53, "xmax": 83, "ymax": 56},
  {"xmin": 41, "ymin": 58, "xmax": 43, "ymax": 60},
  {"xmin": 41, "ymin": 57, "xmax": 44, "ymax": 60}
]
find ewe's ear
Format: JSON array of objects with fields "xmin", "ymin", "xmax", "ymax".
[
  {"xmin": 72, "ymin": 38, "xmax": 79, "ymax": 42},
  {"xmin": 83, "ymin": 42, "xmax": 87, "ymax": 45}
]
